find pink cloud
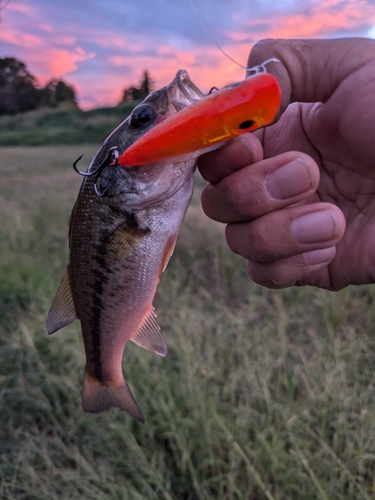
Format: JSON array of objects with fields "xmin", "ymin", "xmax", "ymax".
[
  {"xmin": 108, "ymin": 56, "xmax": 135, "ymax": 67},
  {"xmin": 75, "ymin": 44, "xmax": 241, "ymax": 109},
  {"xmin": 75, "ymin": 27, "xmax": 149, "ymax": 52},
  {"xmin": 0, "ymin": 26, "xmax": 42, "ymax": 48},
  {"xmin": 243, "ymin": 0, "xmax": 375, "ymax": 38},
  {"xmin": 0, "ymin": 36, "xmax": 91, "ymax": 88},
  {"xmin": 6, "ymin": 1, "xmax": 34, "ymax": 15},
  {"xmin": 93, "ymin": 33, "xmax": 132, "ymax": 50},
  {"xmin": 34, "ymin": 48, "xmax": 93, "ymax": 81},
  {"xmin": 75, "ymin": 80, "xmax": 122, "ymax": 109},
  {"xmin": 56, "ymin": 36, "xmax": 77, "ymax": 46},
  {"xmin": 39, "ymin": 24, "xmax": 54, "ymax": 33},
  {"xmin": 1, "ymin": 0, "xmax": 374, "ymax": 110},
  {"xmin": 72, "ymin": 42, "xmax": 250, "ymax": 109}
]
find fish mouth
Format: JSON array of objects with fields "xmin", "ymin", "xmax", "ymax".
[
  {"xmin": 95, "ymin": 70, "xmax": 204, "ymax": 209},
  {"xmin": 99, "ymin": 157, "xmax": 196, "ymax": 210},
  {"xmin": 169, "ymin": 69, "xmax": 205, "ymax": 111}
]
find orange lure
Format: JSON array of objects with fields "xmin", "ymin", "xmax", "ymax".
[{"xmin": 118, "ymin": 72, "xmax": 281, "ymax": 167}]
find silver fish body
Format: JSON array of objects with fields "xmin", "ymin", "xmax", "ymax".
[{"xmin": 46, "ymin": 70, "xmax": 206, "ymax": 422}]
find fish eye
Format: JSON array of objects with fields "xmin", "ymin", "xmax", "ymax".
[
  {"xmin": 130, "ymin": 104, "xmax": 155, "ymax": 129},
  {"xmin": 238, "ymin": 120, "xmax": 255, "ymax": 130}
]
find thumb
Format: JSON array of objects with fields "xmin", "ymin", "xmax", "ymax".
[{"xmin": 247, "ymin": 38, "xmax": 375, "ymax": 113}]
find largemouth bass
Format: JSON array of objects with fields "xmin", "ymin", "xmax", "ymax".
[
  {"xmin": 46, "ymin": 68, "xmax": 281, "ymax": 422},
  {"xmin": 47, "ymin": 70, "xmax": 206, "ymax": 422}
]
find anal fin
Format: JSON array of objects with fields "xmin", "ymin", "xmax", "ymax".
[
  {"xmin": 130, "ymin": 308, "xmax": 167, "ymax": 357},
  {"xmin": 46, "ymin": 267, "xmax": 77, "ymax": 334},
  {"xmin": 82, "ymin": 370, "xmax": 144, "ymax": 423}
]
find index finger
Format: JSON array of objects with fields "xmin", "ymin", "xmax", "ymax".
[{"xmin": 198, "ymin": 132, "xmax": 263, "ymax": 184}]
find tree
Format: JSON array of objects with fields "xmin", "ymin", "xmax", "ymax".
[
  {"xmin": 121, "ymin": 70, "xmax": 155, "ymax": 103},
  {"xmin": 0, "ymin": 58, "xmax": 79, "ymax": 115},
  {"xmin": 139, "ymin": 70, "xmax": 154, "ymax": 96},
  {"xmin": 42, "ymin": 79, "xmax": 78, "ymax": 108},
  {"xmin": 0, "ymin": 57, "xmax": 41, "ymax": 114}
]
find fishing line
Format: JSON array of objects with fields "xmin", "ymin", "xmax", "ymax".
[
  {"xmin": 187, "ymin": 0, "xmax": 280, "ymax": 74},
  {"xmin": 188, "ymin": 0, "xmax": 248, "ymax": 70}
]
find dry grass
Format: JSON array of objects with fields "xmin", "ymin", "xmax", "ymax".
[{"xmin": 0, "ymin": 145, "xmax": 375, "ymax": 499}]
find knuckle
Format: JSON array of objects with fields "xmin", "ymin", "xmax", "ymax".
[
  {"xmin": 225, "ymin": 219, "xmax": 282, "ymax": 263},
  {"xmin": 251, "ymin": 39, "xmax": 277, "ymax": 57},
  {"xmin": 225, "ymin": 224, "xmax": 241, "ymax": 255},
  {"xmin": 247, "ymin": 254, "xmax": 317, "ymax": 290},
  {"xmin": 245, "ymin": 260, "xmax": 266, "ymax": 285},
  {"xmin": 222, "ymin": 175, "xmax": 266, "ymax": 221},
  {"xmin": 220, "ymin": 176, "xmax": 236, "ymax": 207},
  {"xmin": 246, "ymin": 260, "xmax": 285, "ymax": 289},
  {"xmin": 248, "ymin": 222, "xmax": 281, "ymax": 262}
]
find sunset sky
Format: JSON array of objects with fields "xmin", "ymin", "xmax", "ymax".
[{"xmin": 1, "ymin": 0, "xmax": 375, "ymax": 109}]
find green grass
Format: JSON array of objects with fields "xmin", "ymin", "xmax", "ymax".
[
  {"xmin": 0, "ymin": 104, "xmax": 136, "ymax": 146},
  {"xmin": 0, "ymin": 145, "xmax": 375, "ymax": 499}
]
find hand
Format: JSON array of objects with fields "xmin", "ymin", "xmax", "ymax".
[{"xmin": 198, "ymin": 38, "xmax": 375, "ymax": 290}]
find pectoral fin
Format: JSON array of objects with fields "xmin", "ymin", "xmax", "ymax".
[
  {"xmin": 46, "ymin": 267, "xmax": 77, "ymax": 334},
  {"xmin": 130, "ymin": 308, "xmax": 167, "ymax": 356},
  {"xmin": 160, "ymin": 235, "xmax": 177, "ymax": 274}
]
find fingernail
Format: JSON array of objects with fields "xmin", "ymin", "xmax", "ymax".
[
  {"xmin": 292, "ymin": 210, "xmax": 338, "ymax": 244},
  {"xmin": 303, "ymin": 247, "xmax": 336, "ymax": 265},
  {"xmin": 266, "ymin": 158, "xmax": 314, "ymax": 200}
]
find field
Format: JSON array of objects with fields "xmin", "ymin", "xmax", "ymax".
[
  {"xmin": 1, "ymin": 143, "xmax": 375, "ymax": 499},
  {"xmin": 0, "ymin": 104, "xmax": 136, "ymax": 146}
]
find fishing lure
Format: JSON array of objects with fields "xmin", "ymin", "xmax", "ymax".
[{"xmin": 118, "ymin": 71, "xmax": 281, "ymax": 168}]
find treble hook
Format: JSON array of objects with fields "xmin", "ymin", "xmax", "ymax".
[
  {"xmin": 94, "ymin": 179, "xmax": 109, "ymax": 198},
  {"xmin": 73, "ymin": 146, "xmax": 120, "ymax": 197}
]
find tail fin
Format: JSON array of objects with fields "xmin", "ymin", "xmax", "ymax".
[{"xmin": 82, "ymin": 370, "xmax": 144, "ymax": 423}]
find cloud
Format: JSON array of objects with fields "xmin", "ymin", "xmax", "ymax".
[
  {"xmin": 6, "ymin": 1, "xmax": 33, "ymax": 14},
  {"xmin": 0, "ymin": 28, "xmax": 42, "ymax": 48},
  {"xmin": 1, "ymin": 0, "xmax": 375, "ymax": 109},
  {"xmin": 240, "ymin": 0, "xmax": 375, "ymax": 39},
  {"xmin": 31, "ymin": 48, "xmax": 95, "ymax": 83}
]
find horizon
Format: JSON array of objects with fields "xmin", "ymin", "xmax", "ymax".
[{"xmin": 1, "ymin": 0, "xmax": 375, "ymax": 110}]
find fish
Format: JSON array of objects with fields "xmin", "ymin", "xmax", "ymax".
[{"xmin": 46, "ymin": 69, "xmax": 281, "ymax": 422}]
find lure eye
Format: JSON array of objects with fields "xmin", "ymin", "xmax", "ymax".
[
  {"xmin": 130, "ymin": 104, "xmax": 155, "ymax": 129},
  {"xmin": 238, "ymin": 120, "xmax": 255, "ymax": 130}
]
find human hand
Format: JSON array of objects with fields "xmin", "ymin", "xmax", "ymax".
[{"xmin": 198, "ymin": 38, "xmax": 375, "ymax": 290}]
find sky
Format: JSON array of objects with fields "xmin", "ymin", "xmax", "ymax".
[{"xmin": 1, "ymin": 0, "xmax": 375, "ymax": 109}]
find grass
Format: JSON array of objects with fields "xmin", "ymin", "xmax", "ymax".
[
  {"xmin": 0, "ymin": 145, "xmax": 375, "ymax": 499},
  {"xmin": 0, "ymin": 104, "xmax": 136, "ymax": 146}
]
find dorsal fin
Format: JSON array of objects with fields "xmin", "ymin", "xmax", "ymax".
[
  {"xmin": 46, "ymin": 267, "xmax": 77, "ymax": 334},
  {"xmin": 130, "ymin": 308, "xmax": 167, "ymax": 356}
]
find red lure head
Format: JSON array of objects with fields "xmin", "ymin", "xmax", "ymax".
[{"xmin": 118, "ymin": 72, "xmax": 281, "ymax": 168}]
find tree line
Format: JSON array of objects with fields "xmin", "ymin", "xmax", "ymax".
[
  {"xmin": 0, "ymin": 57, "xmax": 78, "ymax": 115},
  {"xmin": 0, "ymin": 57, "xmax": 155, "ymax": 116}
]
